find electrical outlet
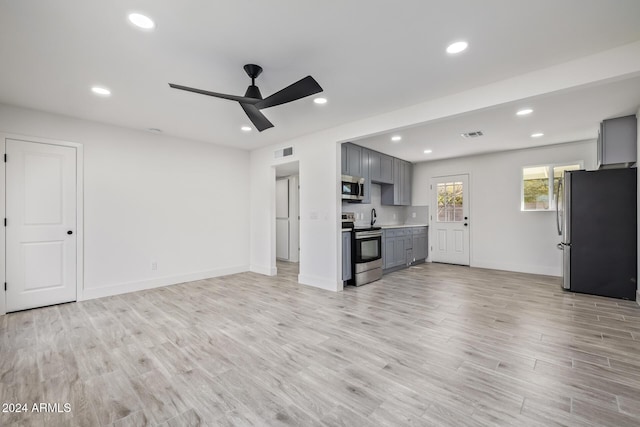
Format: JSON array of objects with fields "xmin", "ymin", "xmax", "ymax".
[
  {"xmin": 412, "ymin": 212, "xmax": 417, "ymax": 218},
  {"xmin": 393, "ymin": 213, "xmax": 397, "ymax": 219},
  {"xmin": 151, "ymin": 261, "xmax": 158, "ymax": 271}
]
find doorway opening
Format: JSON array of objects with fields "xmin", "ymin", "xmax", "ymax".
[{"xmin": 275, "ymin": 161, "xmax": 300, "ymax": 280}]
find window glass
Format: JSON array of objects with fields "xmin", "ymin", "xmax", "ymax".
[
  {"xmin": 522, "ymin": 163, "xmax": 582, "ymax": 211},
  {"xmin": 437, "ymin": 181, "xmax": 464, "ymax": 222},
  {"xmin": 523, "ymin": 166, "xmax": 549, "ymax": 210}
]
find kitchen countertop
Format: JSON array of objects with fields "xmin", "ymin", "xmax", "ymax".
[
  {"xmin": 379, "ymin": 224, "xmax": 428, "ymax": 229},
  {"xmin": 341, "ymin": 228, "xmax": 352, "ymax": 232}
]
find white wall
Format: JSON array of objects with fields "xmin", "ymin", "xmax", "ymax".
[
  {"xmin": 412, "ymin": 140, "xmax": 596, "ymax": 276},
  {"xmin": 250, "ymin": 141, "xmax": 341, "ymax": 290},
  {"xmin": 0, "ymin": 103, "xmax": 250, "ymax": 305}
]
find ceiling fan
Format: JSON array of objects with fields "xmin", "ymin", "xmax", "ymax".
[{"xmin": 169, "ymin": 64, "xmax": 323, "ymax": 132}]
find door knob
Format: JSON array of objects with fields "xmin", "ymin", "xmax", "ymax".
[
  {"xmin": 67, "ymin": 230, "xmax": 73, "ymax": 235},
  {"xmin": 464, "ymin": 223, "xmax": 468, "ymax": 227}
]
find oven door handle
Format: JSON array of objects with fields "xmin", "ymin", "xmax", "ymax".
[{"xmin": 355, "ymin": 231, "xmax": 382, "ymax": 239}]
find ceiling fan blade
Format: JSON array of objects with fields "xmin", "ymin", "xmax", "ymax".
[
  {"xmin": 255, "ymin": 76, "xmax": 323, "ymax": 110},
  {"xmin": 169, "ymin": 83, "xmax": 260, "ymax": 104},
  {"xmin": 240, "ymin": 103, "xmax": 274, "ymax": 132}
]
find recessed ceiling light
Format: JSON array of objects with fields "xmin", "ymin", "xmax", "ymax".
[
  {"xmin": 241, "ymin": 125, "xmax": 252, "ymax": 132},
  {"xmin": 128, "ymin": 13, "xmax": 155, "ymax": 30},
  {"xmin": 91, "ymin": 86, "xmax": 111, "ymax": 96},
  {"xmin": 424, "ymin": 149, "xmax": 433, "ymax": 154},
  {"xmin": 517, "ymin": 108, "xmax": 533, "ymax": 116},
  {"xmin": 531, "ymin": 132, "xmax": 544, "ymax": 138},
  {"xmin": 391, "ymin": 135, "xmax": 402, "ymax": 142},
  {"xmin": 446, "ymin": 41, "xmax": 468, "ymax": 54},
  {"xmin": 313, "ymin": 97, "xmax": 327, "ymax": 104}
]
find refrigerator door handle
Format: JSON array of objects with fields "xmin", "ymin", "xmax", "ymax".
[{"xmin": 556, "ymin": 179, "xmax": 563, "ymax": 236}]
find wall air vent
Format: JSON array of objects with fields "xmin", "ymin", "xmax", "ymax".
[
  {"xmin": 461, "ymin": 131, "xmax": 484, "ymax": 138},
  {"xmin": 274, "ymin": 146, "xmax": 294, "ymax": 158}
]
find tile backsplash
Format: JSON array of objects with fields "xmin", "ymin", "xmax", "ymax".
[{"xmin": 342, "ymin": 183, "xmax": 428, "ymax": 227}]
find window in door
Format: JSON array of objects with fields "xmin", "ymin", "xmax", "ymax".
[{"xmin": 437, "ymin": 181, "xmax": 464, "ymax": 222}]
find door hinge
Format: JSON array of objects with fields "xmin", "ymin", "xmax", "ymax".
[
  {"xmin": 3, "ymin": 218, "xmax": 6, "ymax": 227},
  {"xmin": 3, "ymin": 153, "xmax": 6, "ymax": 162},
  {"xmin": 4, "ymin": 283, "xmax": 6, "ymax": 291}
]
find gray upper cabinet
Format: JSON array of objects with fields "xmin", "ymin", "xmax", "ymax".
[
  {"xmin": 343, "ymin": 143, "xmax": 411, "ymax": 206},
  {"xmin": 369, "ymin": 150, "xmax": 394, "ymax": 184},
  {"xmin": 360, "ymin": 148, "xmax": 371, "ymax": 204},
  {"xmin": 598, "ymin": 115, "xmax": 637, "ymax": 168},
  {"xmin": 381, "ymin": 158, "xmax": 412, "ymax": 206},
  {"xmin": 342, "ymin": 143, "xmax": 363, "ymax": 177},
  {"xmin": 341, "ymin": 144, "xmax": 347, "ymax": 175}
]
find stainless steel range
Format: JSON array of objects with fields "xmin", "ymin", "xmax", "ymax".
[{"xmin": 343, "ymin": 212, "xmax": 383, "ymax": 286}]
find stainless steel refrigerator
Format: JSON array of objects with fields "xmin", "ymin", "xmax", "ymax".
[{"xmin": 557, "ymin": 168, "xmax": 637, "ymax": 299}]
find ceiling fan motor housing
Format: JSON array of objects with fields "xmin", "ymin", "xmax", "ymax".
[{"xmin": 245, "ymin": 85, "xmax": 262, "ymax": 100}]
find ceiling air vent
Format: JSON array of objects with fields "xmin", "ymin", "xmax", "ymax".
[
  {"xmin": 461, "ymin": 131, "xmax": 484, "ymax": 138},
  {"xmin": 274, "ymin": 146, "xmax": 294, "ymax": 158}
]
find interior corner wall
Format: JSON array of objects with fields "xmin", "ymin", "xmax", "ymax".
[
  {"xmin": 250, "ymin": 139, "xmax": 341, "ymax": 291},
  {"xmin": 0, "ymin": 103, "xmax": 250, "ymax": 301},
  {"xmin": 412, "ymin": 140, "xmax": 596, "ymax": 276}
]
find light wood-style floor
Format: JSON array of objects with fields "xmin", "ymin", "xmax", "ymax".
[{"xmin": 2, "ymin": 262, "xmax": 640, "ymax": 426}]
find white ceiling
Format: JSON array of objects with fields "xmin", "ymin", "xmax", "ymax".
[
  {"xmin": 354, "ymin": 74, "xmax": 640, "ymax": 162},
  {"xmin": 1, "ymin": 1, "xmax": 640, "ymax": 151}
]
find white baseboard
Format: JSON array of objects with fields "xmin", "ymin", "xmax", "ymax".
[
  {"xmin": 249, "ymin": 264, "xmax": 277, "ymax": 276},
  {"xmin": 81, "ymin": 265, "xmax": 249, "ymax": 301},
  {"xmin": 298, "ymin": 274, "xmax": 339, "ymax": 292},
  {"xmin": 471, "ymin": 260, "xmax": 560, "ymax": 277}
]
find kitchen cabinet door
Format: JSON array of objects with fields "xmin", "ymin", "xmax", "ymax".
[
  {"xmin": 361, "ymin": 148, "xmax": 371, "ymax": 204},
  {"xmin": 341, "ymin": 144, "xmax": 348, "ymax": 175},
  {"xmin": 379, "ymin": 154, "xmax": 394, "ymax": 184},
  {"xmin": 369, "ymin": 150, "xmax": 394, "ymax": 184},
  {"xmin": 384, "ymin": 235, "xmax": 395, "ymax": 269},
  {"xmin": 342, "ymin": 232, "xmax": 352, "ymax": 281},
  {"xmin": 344, "ymin": 143, "xmax": 362, "ymax": 177},
  {"xmin": 392, "ymin": 236, "xmax": 406, "ymax": 267},
  {"xmin": 403, "ymin": 161, "xmax": 412, "ymax": 205},
  {"xmin": 598, "ymin": 115, "xmax": 637, "ymax": 168},
  {"xmin": 412, "ymin": 232, "xmax": 427, "ymax": 261}
]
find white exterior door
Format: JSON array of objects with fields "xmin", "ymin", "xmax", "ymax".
[
  {"xmin": 430, "ymin": 174, "xmax": 470, "ymax": 265},
  {"xmin": 6, "ymin": 139, "xmax": 77, "ymax": 312}
]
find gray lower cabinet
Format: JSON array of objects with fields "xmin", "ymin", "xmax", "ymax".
[
  {"xmin": 342, "ymin": 231, "xmax": 352, "ymax": 281},
  {"xmin": 383, "ymin": 227, "xmax": 428, "ymax": 272},
  {"xmin": 411, "ymin": 227, "xmax": 428, "ymax": 262}
]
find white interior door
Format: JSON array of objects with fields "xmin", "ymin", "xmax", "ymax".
[
  {"xmin": 275, "ymin": 178, "xmax": 289, "ymax": 260},
  {"xmin": 6, "ymin": 139, "xmax": 77, "ymax": 312},
  {"xmin": 430, "ymin": 174, "xmax": 470, "ymax": 265}
]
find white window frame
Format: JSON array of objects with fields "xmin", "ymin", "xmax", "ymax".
[{"xmin": 521, "ymin": 161, "xmax": 583, "ymax": 212}]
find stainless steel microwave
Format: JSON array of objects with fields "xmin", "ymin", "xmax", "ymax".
[{"xmin": 342, "ymin": 174, "xmax": 365, "ymax": 201}]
